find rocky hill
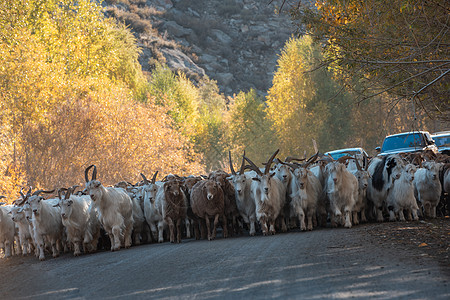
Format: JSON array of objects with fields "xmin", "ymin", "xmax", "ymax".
[{"xmin": 105, "ymin": 0, "xmax": 294, "ymax": 96}]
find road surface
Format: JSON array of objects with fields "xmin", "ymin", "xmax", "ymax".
[{"xmin": 0, "ymin": 225, "xmax": 449, "ymax": 299}]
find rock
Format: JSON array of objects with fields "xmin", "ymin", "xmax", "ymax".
[
  {"xmin": 108, "ymin": 0, "xmax": 293, "ymax": 96},
  {"xmin": 200, "ymin": 54, "xmax": 217, "ymax": 64},
  {"xmin": 149, "ymin": 0, "xmax": 173, "ymax": 11},
  {"xmin": 214, "ymin": 73, "xmax": 234, "ymax": 86},
  {"xmin": 160, "ymin": 48, "xmax": 206, "ymax": 77},
  {"xmin": 211, "ymin": 29, "xmax": 232, "ymax": 45},
  {"xmin": 163, "ymin": 21, "xmax": 193, "ymax": 38}
]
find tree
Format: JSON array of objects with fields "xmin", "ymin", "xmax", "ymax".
[
  {"xmin": 0, "ymin": 0, "xmax": 204, "ymax": 200},
  {"xmin": 266, "ymin": 36, "xmax": 353, "ymax": 155},
  {"xmin": 227, "ymin": 89, "xmax": 278, "ymax": 165},
  {"xmin": 288, "ymin": 0, "xmax": 449, "ymax": 121}
]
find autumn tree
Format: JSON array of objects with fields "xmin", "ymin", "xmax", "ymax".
[
  {"xmin": 266, "ymin": 36, "xmax": 353, "ymax": 156},
  {"xmin": 0, "ymin": 0, "xmax": 203, "ymax": 200},
  {"xmin": 226, "ymin": 89, "xmax": 278, "ymax": 165},
  {"xmin": 289, "ymin": 0, "xmax": 449, "ymax": 121}
]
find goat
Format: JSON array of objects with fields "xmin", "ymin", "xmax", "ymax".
[
  {"xmin": 208, "ymin": 169, "xmax": 240, "ymax": 236},
  {"xmin": 0, "ymin": 200, "xmax": 16, "ymax": 258},
  {"xmin": 273, "ymin": 157, "xmax": 297, "ymax": 229},
  {"xmin": 84, "ymin": 165, "xmax": 134, "ymax": 251},
  {"xmin": 128, "ymin": 186, "xmax": 148, "ymax": 246},
  {"xmin": 244, "ymin": 150, "xmax": 287, "ymax": 235},
  {"xmin": 349, "ymin": 157, "xmax": 371, "ymax": 225},
  {"xmin": 56, "ymin": 187, "xmax": 100, "ymax": 256},
  {"xmin": 142, "ymin": 172, "xmax": 166, "ymax": 243},
  {"xmin": 9, "ymin": 203, "xmax": 35, "ymax": 256},
  {"xmin": 183, "ymin": 176, "xmax": 203, "ymax": 239},
  {"xmin": 159, "ymin": 179, "xmax": 188, "ymax": 243},
  {"xmin": 367, "ymin": 155, "xmax": 405, "ymax": 222},
  {"xmin": 414, "ymin": 161, "xmax": 443, "ymax": 218},
  {"xmin": 27, "ymin": 190, "xmax": 64, "ymax": 260},
  {"xmin": 325, "ymin": 157, "xmax": 358, "ymax": 228},
  {"xmin": 287, "ymin": 153, "xmax": 322, "ymax": 231},
  {"xmin": 227, "ymin": 151, "xmax": 257, "ymax": 236},
  {"xmin": 386, "ymin": 164, "xmax": 419, "ymax": 221},
  {"xmin": 191, "ymin": 179, "xmax": 228, "ymax": 240}
]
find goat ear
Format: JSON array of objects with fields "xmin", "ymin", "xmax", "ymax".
[
  {"xmin": 270, "ymin": 172, "xmax": 276, "ymax": 177},
  {"xmin": 53, "ymin": 203, "xmax": 60, "ymax": 207},
  {"xmin": 252, "ymin": 177, "xmax": 261, "ymax": 182}
]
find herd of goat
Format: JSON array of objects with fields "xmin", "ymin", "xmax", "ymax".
[{"xmin": 0, "ymin": 149, "xmax": 449, "ymax": 260}]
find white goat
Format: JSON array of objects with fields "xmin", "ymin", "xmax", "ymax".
[
  {"xmin": 0, "ymin": 201, "xmax": 16, "ymax": 258},
  {"xmin": 348, "ymin": 157, "xmax": 370, "ymax": 225},
  {"xmin": 227, "ymin": 152, "xmax": 257, "ymax": 236},
  {"xmin": 84, "ymin": 165, "xmax": 134, "ymax": 251},
  {"xmin": 325, "ymin": 160, "xmax": 358, "ymax": 228},
  {"xmin": 288, "ymin": 155, "xmax": 322, "ymax": 231},
  {"xmin": 244, "ymin": 150, "xmax": 287, "ymax": 235},
  {"xmin": 386, "ymin": 164, "xmax": 419, "ymax": 221},
  {"xmin": 142, "ymin": 172, "xmax": 166, "ymax": 243},
  {"xmin": 414, "ymin": 161, "xmax": 443, "ymax": 218},
  {"xmin": 27, "ymin": 190, "xmax": 64, "ymax": 260},
  {"xmin": 56, "ymin": 188, "xmax": 100, "ymax": 256},
  {"xmin": 10, "ymin": 204, "xmax": 35, "ymax": 256},
  {"xmin": 367, "ymin": 154, "xmax": 405, "ymax": 222}
]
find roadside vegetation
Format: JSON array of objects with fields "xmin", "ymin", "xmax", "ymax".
[{"xmin": 0, "ymin": 0, "xmax": 444, "ymax": 200}]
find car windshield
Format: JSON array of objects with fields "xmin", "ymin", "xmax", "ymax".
[
  {"xmin": 328, "ymin": 150, "xmax": 361, "ymax": 160},
  {"xmin": 382, "ymin": 133, "xmax": 425, "ymax": 152},
  {"xmin": 434, "ymin": 135, "xmax": 450, "ymax": 147}
]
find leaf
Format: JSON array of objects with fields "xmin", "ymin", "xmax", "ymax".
[{"xmin": 418, "ymin": 243, "xmax": 428, "ymax": 247}]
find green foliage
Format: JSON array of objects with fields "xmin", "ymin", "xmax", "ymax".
[
  {"xmin": 227, "ymin": 89, "xmax": 278, "ymax": 164},
  {"xmin": 266, "ymin": 36, "xmax": 353, "ymax": 155},
  {"xmin": 148, "ymin": 63, "xmax": 200, "ymax": 136}
]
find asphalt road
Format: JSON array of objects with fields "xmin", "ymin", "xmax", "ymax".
[{"xmin": 1, "ymin": 225, "xmax": 449, "ymax": 299}]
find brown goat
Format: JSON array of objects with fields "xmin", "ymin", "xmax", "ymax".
[
  {"xmin": 208, "ymin": 170, "xmax": 240, "ymax": 236},
  {"xmin": 191, "ymin": 179, "xmax": 228, "ymax": 240},
  {"xmin": 183, "ymin": 176, "xmax": 204, "ymax": 239},
  {"xmin": 162, "ymin": 180, "xmax": 188, "ymax": 243}
]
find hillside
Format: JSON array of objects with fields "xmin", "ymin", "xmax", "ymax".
[{"xmin": 104, "ymin": 0, "xmax": 293, "ymax": 95}]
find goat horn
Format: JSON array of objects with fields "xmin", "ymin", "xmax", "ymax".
[
  {"xmin": 32, "ymin": 189, "xmax": 44, "ymax": 196},
  {"xmin": 229, "ymin": 151, "xmax": 236, "ymax": 175},
  {"xmin": 57, "ymin": 188, "xmax": 67, "ymax": 200},
  {"xmin": 26, "ymin": 186, "xmax": 32, "ymax": 197},
  {"xmin": 336, "ymin": 155, "xmax": 352, "ymax": 164},
  {"xmin": 32, "ymin": 189, "xmax": 55, "ymax": 196},
  {"xmin": 71, "ymin": 185, "xmax": 79, "ymax": 194},
  {"xmin": 243, "ymin": 156, "xmax": 263, "ymax": 176},
  {"xmin": 151, "ymin": 171, "xmax": 158, "ymax": 184},
  {"xmin": 85, "ymin": 165, "xmax": 95, "ymax": 182},
  {"xmin": 354, "ymin": 155, "xmax": 362, "ymax": 171},
  {"xmin": 264, "ymin": 149, "xmax": 280, "ymax": 175},
  {"xmin": 141, "ymin": 173, "xmax": 149, "ymax": 184},
  {"xmin": 19, "ymin": 187, "xmax": 26, "ymax": 199},
  {"xmin": 304, "ymin": 152, "xmax": 319, "ymax": 168},
  {"xmin": 239, "ymin": 151, "xmax": 246, "ymax": 174},
  {"xmin": 92, "ymin": 165, "xmax": 97, "ymax": 181},
  {"xmin": 285, "ymin": 156, "xmax": 306, "ymax": 163},
  {"xmin": 65, "ymin": 187, "xmax": 75, "ymax": 200}
]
